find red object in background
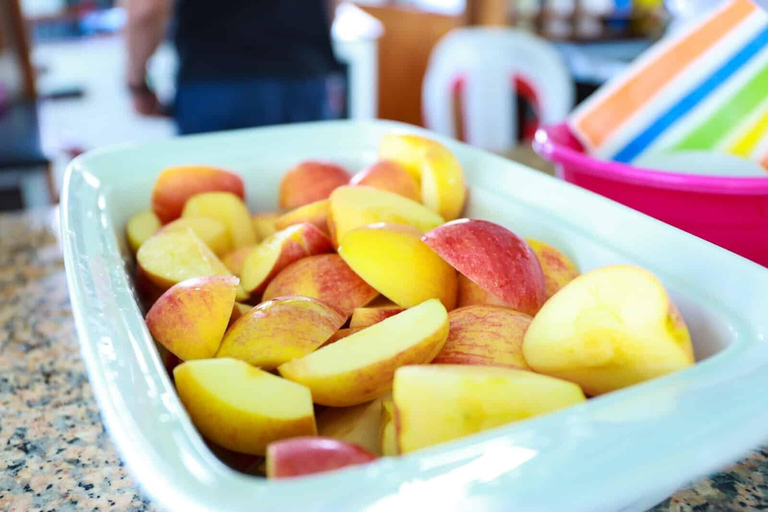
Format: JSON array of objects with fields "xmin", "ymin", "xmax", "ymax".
[
  {"xmin": 534, "ymin": 123, "xmax": 768, "ymax": 267},
  {"xmin": 450, "ymin": 74, "xmax": 542, "ymax": 144},
  {"xmin": 266, "ymin": 437, "xmax": 376, "ymax": 479}
]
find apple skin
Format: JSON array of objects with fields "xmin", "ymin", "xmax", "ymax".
[
  {"xmin": 240, "ymin": 222, "xmax": 334, "ymax": 296},
  {"xmin": 266, "ymin": 437, "xmax": 376, "ymax": 478},
  {"xmin": 262, "ymin": 254, "xmax": 379, "ymax": 318},
  {"xmin": 526, "ymin": 239, "xmax": 580, "ymax": 299},
  {"xmin": 422, "ymin": 219, "xmax": 546, "ymax": 316},
  {"xmin": 151, "ymin": 165, "xmax": 244, "ymax": 224},
  {"xmin": 349, "ymin": 161, "xmax": 420, "ymax": 201},
  {"xmin": 216, "ymin": 295, "xmax": 347, "ymax": 370},
  {"xmin": 432, "ymin": 305, "xmax": 532, "ymax": 369},
  {"xmin": 145, "ymin": 275, "xmax": 239, "ymax": 361},
  {"xmin": 280, "ymin": 161, "xmax": 350, "ymax": 210}
]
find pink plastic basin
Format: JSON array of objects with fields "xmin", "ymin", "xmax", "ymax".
[{"xmin": 533, "ymin": 123, "xmax": 768, "ymax": 266}]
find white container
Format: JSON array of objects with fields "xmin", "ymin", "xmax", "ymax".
[{"xmin": 61, "ymin": 120, "xmax": 768, "ymax": 512}]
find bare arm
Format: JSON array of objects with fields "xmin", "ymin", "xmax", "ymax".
[
  {"xmin": 124, "ymin": 0, "xmax": 173, "ymax": 115},
  {"xmin": 125, "ymin": 0, "xmax": 173, "ymax": 85}
]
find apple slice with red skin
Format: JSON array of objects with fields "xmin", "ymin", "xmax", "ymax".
[
  {"xmin": 422, "ymin": 219, "xmax": 546, "ymax": 316},
  {"xmin": 266, "ymin": 437, "xmax": 376, "ymax": 478}
]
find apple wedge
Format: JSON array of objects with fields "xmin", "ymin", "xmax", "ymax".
[
  {"xmin": 339, "ymin": 223, "xmax": 457, "ymax": 310},
  {"xmin": 275, "ymin": 199, "xmax": 330, "ymax": 235},
  {"xmin": 126, "ymin": 210, "xmax": 160, "ymax": 253},
  {"xmin": 522, "ymin": 265, "xmax": 694, "ymax": 396},
  {"xmin": 162, "ymin": 216, "xmax": 231, "ymax": 256},
  {"xmin": 174, "ymin": 358, "xmax": 316, "ymax": 455},
  {"xmin": 216, "ymin": 296, "xmax": 346, "ymax": 370},
  {"xmin": 379, "ymin": 133, "xmax": 466, "ymax": 220},
  {"xmin": 423, "ymin": 219, "xmax": 546, "ymax": 316},
  {"xmin": 316, "ymin": 399, "xmax": 383, "ymax": 456},
  {"xmin": 240, "ymin": 223, "xmax": 333, "ymax": 296},
  {"xmin": 349, "ymin": 161, "xmax": 420, "ymax": 201},
  {"xmin": 526, "ymin": 239, "xmax": 580, "ymax": 299},
  {"xmin": 349, "ymin": 306, "xmax": 405, "ymax": 329},
  {"xmin": 146, "ymin": 275, "xmax": 238, "ymax": 360},
  {"xmin": 222, "ymin": 245, "xmax": 256, "ymax": 276},
  {"xmin": 280, "ymin": 161, "xmax": 350, "ymax": 210},
  {"xmin": 379, "ymin": 398, "xmax": 397, "ymax": 456},
  {"xmin": 262, "ymin": 254, "xmax": 379, "ymax": 317},
  {"xmin": 266, "ymin": 437, "xmax": 376, "ymax": 478},
  {"xmin": 456, "ymin": 273, "xmax": 509, "ymax": 308},
  {"xmin": 329, "ymin": 186, "xmax": 444, "ymax": 246},
  {"xmin": 323, "ymin": 327, "xmax": 365, "ymax": 347},
  {"xmin": 182, "ymin": 191, "xmax": 256, "ymax": 248},
  {"xmin": 229, "ymin": 302, "xmax": 253, "ymax": 325},
  {"xmin": 136, "ymin": 229, "xmax": 233, "ymax": 291},
  {"xmin": 252, "ymin": 212, "xmax": 279, "ymax": 242},
  {"xmin": 394, "ymin": 365, "xmax": 586, "ymax": 453},
  {"xmin": 432, "ymin": 305, "xmax": 532, "ymax": 369},
  {"xmin": 151, "ymin": 165, "xmax": 244, "ymax": 224},
  {"xmin": 278, "ymin": 298, "xmax": 449, "ymax": 406}
]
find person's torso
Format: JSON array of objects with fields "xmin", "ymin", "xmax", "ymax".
[{"xmin": 174, "ymin": 0, "xmax": 340, "ymax": 81}]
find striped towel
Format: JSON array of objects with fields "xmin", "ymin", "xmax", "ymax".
[{"xmin": 569, "ymin": 0, "xmax": 768, "ymax": 168}]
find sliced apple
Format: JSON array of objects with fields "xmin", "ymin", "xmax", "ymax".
[
  {"xmin": 222, "ymin": 245, "xmax": 256, "ymax": 276},
  {"xmin": 126, "ymin": 210, "xmax": 160, "ymax": 253},
  {"xmin": 163, "ymin": 216, "xmax": 231, "ymax": 256},
  {"xmin": 316, "ymin": 399, "xmax": 383, "ymax": 456},
  {"xmin": 394, "ymin": 365, "xmax": 586, "ymax": 453},
  {"xmin": 349, "ymin": 306, "xmax": 405, "ymax": 329},
  {"xmin": 263, "ymin": 254, "xmax": 379, "ymax": 317},
  {"xmin": 423, "ymin": 219, "xmax": 546, "ymax": 316},
  {"xmin": 216, "ymin": 296, "xmax": 346, "ymax": 370},
  {"xmin": 349, "ymin": 161, "xmax": 420, "ymax": 201},
  {"xmin": 174, "ymin": 358, "xmax": 316, "ymax": 455},
  {"xmin": 146, "ymin": 275, "xmax": 238, "ymax": 360},
  {"xmin": 379, "ymin": 133, "xmax": 466, "ymax": 220},
  {"xmin": 280, "ymin": 161, "xmax": 350, "ymax": 210},
  {"xmin": 339, "ymin": 223, "xmax": 457, "ymax": 310},
  {"xmin": 182, "ymin": 191, "xmax": 256, "ymax": 248},
  {"xmin": 379, "ymin": 398, "xmax": 397, "ymax": 456},
  {"xmin": 323, "ymin": 327, "xmax": 365, "ymax": 347},
  {"xmin": 456, "ymin": 273, "xmax": 509, "ymax": 308},
  {"xmin": 252, "ymin": 212, "xmax": 279, "ymax": 242},
  {"xmin": 522, "ymin": 265, "xmax": 695, "ymax": 396},
  {"xmin": 266, "ymin": 437, "xmax": 376, "ymax": 479},
  {"xmin": 240, "ymin": 223, "xmax": 333, "ymax": 296},
  {"xmin": 136, "ymin": 229, "xmax": 233, "ymax": 291},
  {"xmin": 432, "ymin": 305, "xmax": 532, "ymax": 369},
  {"xmin": 278, "ymin": 298, "xmax": 449, "ymax": 406},
  {"xmin": 275, "ymin": 199, "xmax": 330, "ymax": 235},
  {"xmin": 526, "ymin": 239, "xmax": 580, "ymax": 299},
  {"xmin": 329, "ymin": 186, "xmax": 444, "ymax": 246},
  {"xmin": 151, "ymin": 165, "xmax": 244, "ymax": 224},
  {"xmin": 229, "ymin": 301, "xmax": 253, "ymax": 325}
]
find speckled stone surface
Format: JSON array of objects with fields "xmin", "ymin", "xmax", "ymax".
[{"xmin": 0, "ymin": 207, "xmax": 767, "ymax": 512}]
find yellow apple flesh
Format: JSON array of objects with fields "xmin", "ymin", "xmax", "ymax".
[{"xmin": 174, "ymin": 358, "xmax": 316, "ymax": 455}]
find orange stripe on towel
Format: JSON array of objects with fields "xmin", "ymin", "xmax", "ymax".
[{"xmin": 574, "ymin": 0, "xmax": 757, "ymax": 148}]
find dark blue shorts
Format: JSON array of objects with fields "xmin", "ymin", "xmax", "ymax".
[{"xmin": 174, "ymin": 76, "xmax": 333, "ymax": 135}]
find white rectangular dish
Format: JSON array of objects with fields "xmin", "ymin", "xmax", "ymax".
[{"xmin": 61, "ymin": 120, "xmax": 768, "ymax": 512}]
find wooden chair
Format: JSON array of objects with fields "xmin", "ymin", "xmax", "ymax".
[{"xmin": 0, "ymin": 0, "xmax": 53, "ymax": 210}]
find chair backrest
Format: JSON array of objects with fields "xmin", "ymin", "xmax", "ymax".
[{"xmin": 423, "ymin": 28, "xmax": 574, "ymax": 152}]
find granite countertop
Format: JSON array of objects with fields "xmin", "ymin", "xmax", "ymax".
[{"xmin": 1, "ymin": 207, "xmax": 767, "ymax": 511}]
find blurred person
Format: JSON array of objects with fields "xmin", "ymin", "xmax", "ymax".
[{"xmin": 126, "ymin": 0, "xmax": 341, "ymax": 134}]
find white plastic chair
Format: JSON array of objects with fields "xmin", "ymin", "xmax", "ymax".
[{"xmin": 423, "ymin": 28, "xmax": 574, "ymax": 152}]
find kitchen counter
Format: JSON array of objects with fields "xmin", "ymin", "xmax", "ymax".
[{"xmin": 1, "ymin": 205, "xmax": 767, "ymax": 511}]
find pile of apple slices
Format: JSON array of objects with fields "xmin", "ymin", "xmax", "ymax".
[{"xmin": 126, "ymin": 133, "xmax": 696, "ymax": 479}]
